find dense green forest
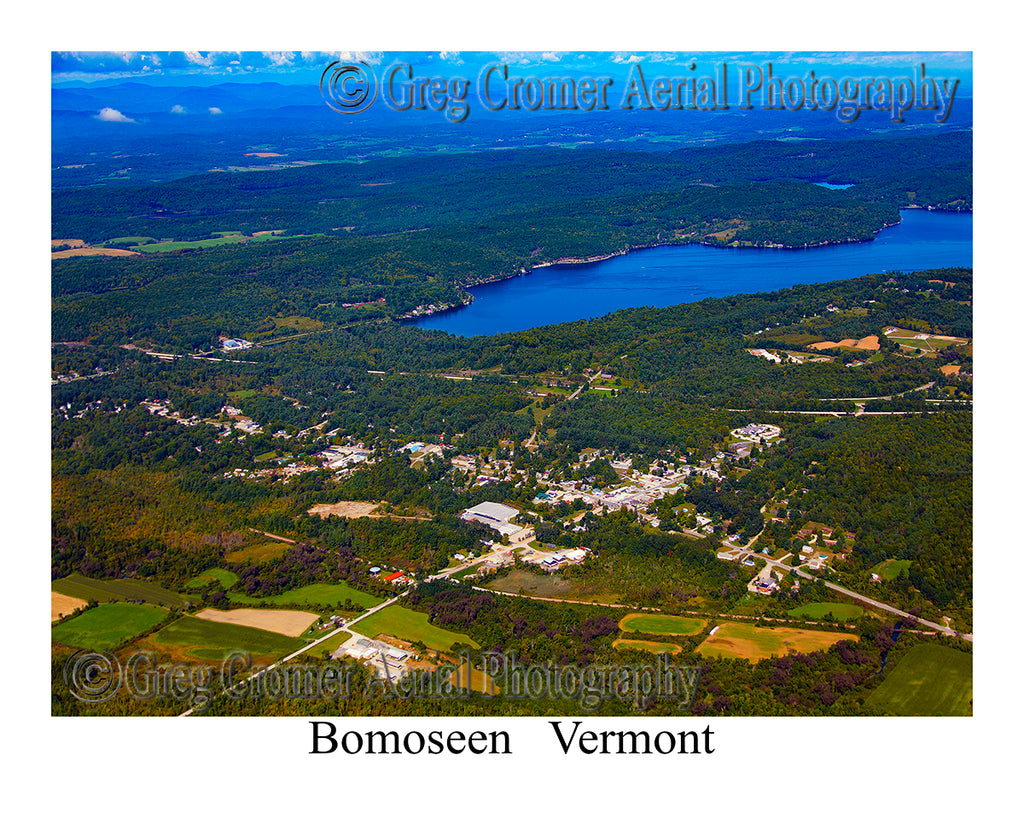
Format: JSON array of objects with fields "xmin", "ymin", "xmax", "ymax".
[{"xmin": 52, "ymin": 131, "xmax": 970, "ymax": 241}]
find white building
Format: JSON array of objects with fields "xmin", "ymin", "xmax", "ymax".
[{"xmin": 460, "ymin": 501, "xmax": 519, "ymax": 530}]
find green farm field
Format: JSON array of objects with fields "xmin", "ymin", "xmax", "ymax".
[
  {"xmin": 51, "ymin": 602, "xmax": 168, "ymax": 649},
  {"xmin": 101, "ymin": 236, "xmax": 156, "ymax": 246},
  {"xmin": 867, "ymin": 643, "xmax": 972, "ymax": 716},
  {"xmin": 132, "ymin": 232, "xmax": 318, "ymax": 253},
  {"xmin": 52, "ymin": 573, "xmax": 197, "ymax": 609},
  {"xmin": 147, "ymin": 615, "xmax": 305, "ymax": 661},
  {"xmin": 787, "ymin": 602, "xmax": 865, "ymax": 622},
  {"xmin": 355, "ymin": 605, "xmax": 479, "ymax": 652},
  {"xmin": 619, "ymin": 613, "xmax": 706, "ymax": 636},
  {"xmin": 185, "ymin": 568, "xmax": 240, "ymax": 590},
  {"xmin": 227, "ymin": 581, "xmax": 383, "ymax": 610}
]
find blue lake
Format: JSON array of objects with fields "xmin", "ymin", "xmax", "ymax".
[{"xmin": 410, "ymin": 209, "xmax": 972, "ymax": 337}]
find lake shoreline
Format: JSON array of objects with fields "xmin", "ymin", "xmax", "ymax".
[
  {"xmin": 406, "ymin": 209, "xmax": 972, "ymax": 334},
  {"xmin": 406, "ymin": 219, "xmax": 906, "ymax": 324}
]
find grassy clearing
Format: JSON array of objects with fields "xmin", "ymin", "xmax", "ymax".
[
  {"xmin": 149, "ymin": 615, "xmax": 305, "ymax": 661},
  {"xmin": 227, "ymin": 581, "xmax": 383, "ymax": 610},
  {"xmin": 135, "ymin": 235, "xmax": 252, "ymax": 252},
  {"xmin": 871, "ymin": 559, "xmax": 912, "ymax": 580},
  {"xmin": 185, "ymin": 568, "xmax": 240, "ymax": 590},
  {"xmin": 101, "ymin": 236, "xmax": 156, "ymax": 246},
  {"xmin": 356, "ymin": 605, "xmax": 479, "ymax": 652},
  {"xmin": 315, "ymin": 630, "xmax": 354, "ymax": 654},
  {"xmin": 867, "ymin": 643, "xmax": 972, "ymax": 715},
  {"xmin": 613, "ymin": 638, "xmax": 682, "ymax": 654},
  {"xmin": 225, "ymin": 540, "xmax": 292, "ymax": 564},
  {"xmin": 697, "ymin": 622, "xmax": 856, "ymax": 662},
  {"xmin": 51, "ymin": 602, "xmax": 168, "ymax": 649},
  {"xmin": 133, "ymin": 233, "xmax": 318, "ymax": 253},
  {"xmin": 519, "ymin": 402, "xmax": 555, "ymax": 425},
  {"xmin": 787, "ymin": 602, "xmax": 864, "ymax": 622},
  {"xmin": 619, "ymin": 613, "xmax": 706, "ymax": 636},
  {"xmin": 481, "ymin": 569, "xmax": 618, "ymax": 603},
  {"xmin": 272, "ymin": 315, "xmax": 323, "ymax": 332},
  {"xmin": 52, "ymin": 574, "xmax": 197, "ymax": 609},
  {"xmin": 771, "ymin": 332, "xmax": 825, "ymax": 346}
]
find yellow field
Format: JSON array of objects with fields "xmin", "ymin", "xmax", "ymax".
[
  {"xmin": 194, "ymin": 607, "xmax": 318, "ymax": 637},
  {"xmin": 308, "ymin": 501, "xmax": 379, "ymax": 518},
  {"xmin": 51, "ymin": 591, "xmax": 87, "ymax": 621},
  {"xmin": 307, "ymin": 501, "xmax": 431, "ymax": 521},
  {"xmin": 808, "ymin": 335, "xmax": 879, "ymax": 352},
  {"xmin": 447, "ymin": 657, "xmax": 501, "ymax": 693},
  {"xmin": 613, "ymin": 638, "xmax": 683, "ymax": 654},
  {"xmin": 697, "ymin": 622, "xmax": 857, "ymax": 662},
  {"xmin": 224, "ymin": 540, "xmax": 291, "ymax": 563},
  {"xmin": 52, "ymin": 247, "xmax": 140, "ymax": 258}
]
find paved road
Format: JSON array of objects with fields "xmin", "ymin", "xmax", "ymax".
[
  {"xmin": 729, "ymin": 544, "xmax": 971, "ymax": 642},
  {"xmin": 52, "ymin": 369, "xmax": 117, "ymax": 385},
  {"xmin": 823, "ymin": 381, "xmax": 937, "ymax": 402}
]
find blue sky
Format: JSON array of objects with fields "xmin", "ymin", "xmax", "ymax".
[{"xmin": 52, "ymin": 50, "xmax": 973, "ymax": 90}]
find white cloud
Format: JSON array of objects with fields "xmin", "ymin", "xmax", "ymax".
[
  {"xmin": 184, "ymin": 51, "xmax": 214, "ymax": 67},
  {"xmin": 170, "ymin": 104, "xmax": 187, "ymax": 114},
  {"xmin": 336, "ymin": 51, "xmax": 383, "ymax": 66},
  {"xmin": 95, "ymin": 107, "xmax": 133, "ymax": 122},
  {"xmin": 208, "ymin": 107, "xmax": 223, "ymax": 115},
  {"xmin": 263, "ymin": 52, "xmax": 295, "ymax": 67}
]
